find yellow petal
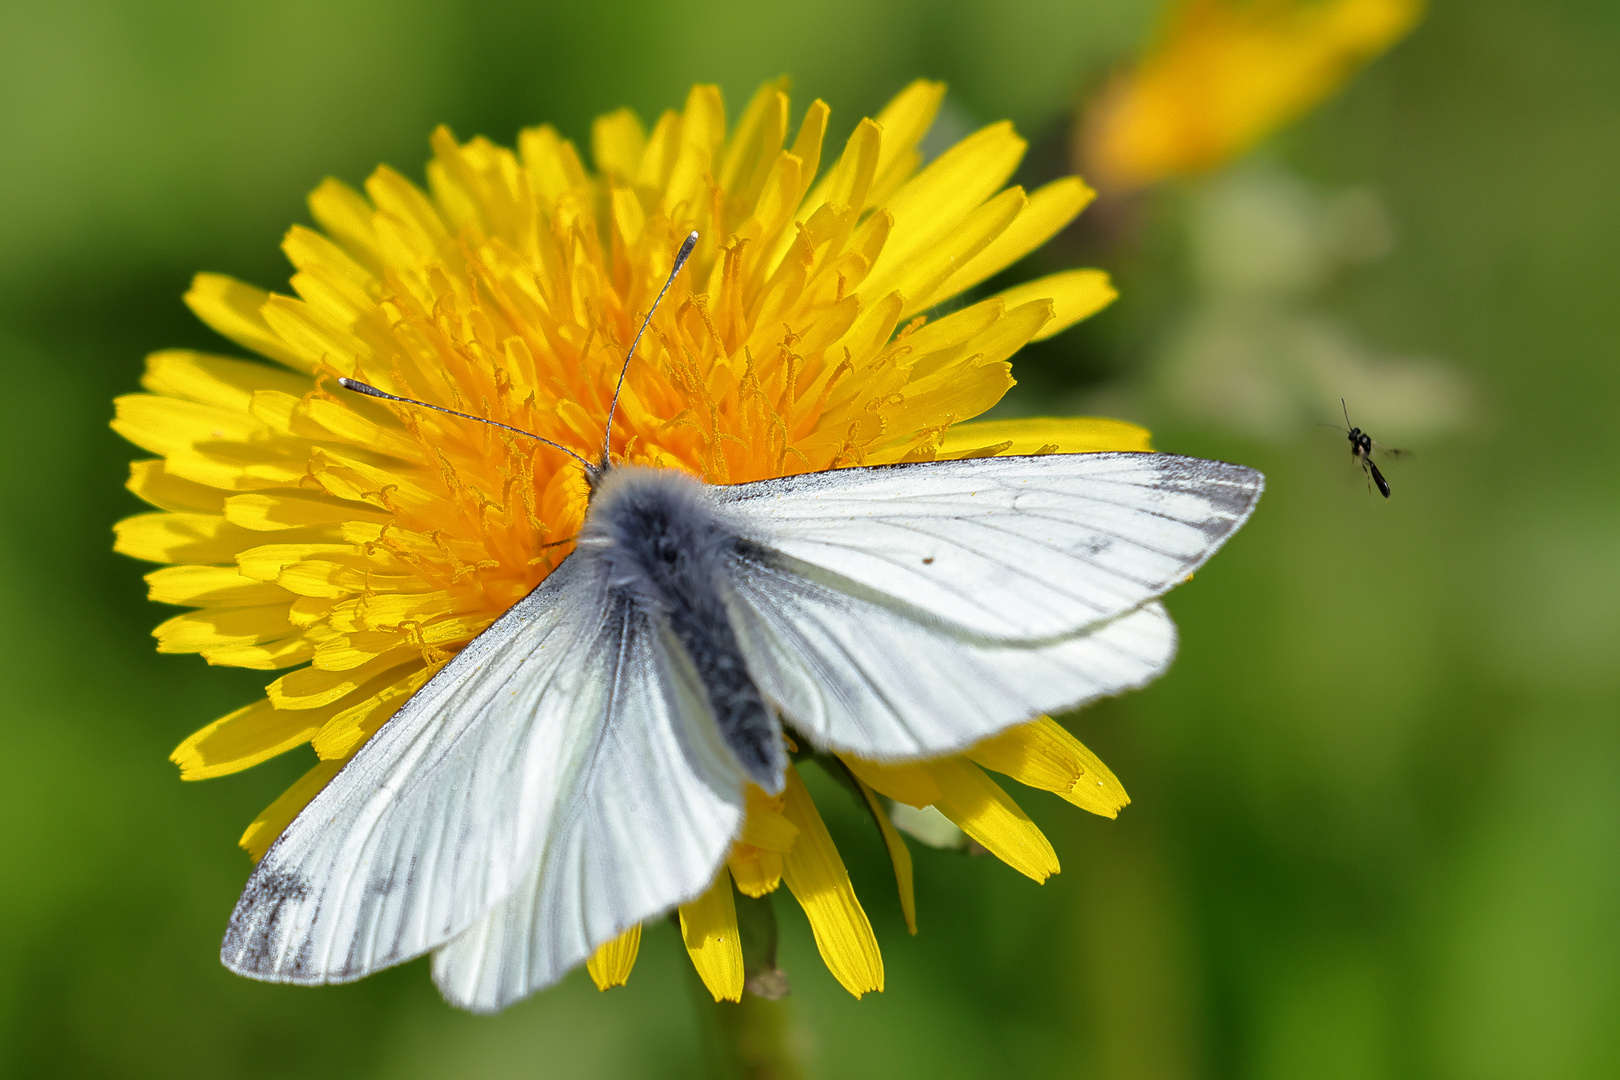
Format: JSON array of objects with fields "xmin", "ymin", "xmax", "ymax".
[
  {"xmin": 865, "ymin": 79, "xmax": 947, "ymax": 207},
  {"xmin": 307, "ymin": 178, "xmax": 383, "ymax": 276},
  {"xmin": 842, "ymin": 757, "xmax": 941, "ymax": 809},
  {"xmin": 586, "ymin": 924, "xmax": 642, "ymax": 991},
  {"xmin": 292, "ymin": 396, "xmax": 418, "ymax": 458},
  {"xmin": 883, "ymin": 186, "xmax": 1029, "ymax": 320},
  {"xmin": 726, "ymin": 786, "xmax": 796, "ymax": 898},
  {"xmin": 258, "ymin": 294, "xmax": 372, "ymax": 374},
  {"xmin": 661, "ymin": 86, "xmax": 723, "ymax": 218},
  {"xmin": 153, "ymin": 605, "xmax": 294, "ymax": 653},
  {"xmin": 779, "ymin": 768, "xmax": 884, "ymax": 997},
  {"xmin": 140, "ymin": 349, "xmax": 311, "ymax": 411},
  {"xmin": 968, "ymin": 717, "xmax": 1132, "ymax": 819},
  {"xmin": 235, "ymin": 542, "xmax": 356, "ymax": 582},
  {"xmin": 151, "ymin": 446, "xmax": 309, "ymax": 493},
  {"xmin": 957, "ymin": 297, "xmax": 1055, "ymax": 367},
  {"xmin": 717, "ymin": 79, "xmax": 789, "ymax": 212},
  {"xmin": 224, "ymin": 491, "xmax": 390, "ymax": 532},
  {"xmin": 811, "ymin": 118, "xmax": 881, "ymax": 216},
  {"xmin": 679, "ymin": 870, "xmax": 745, "ymax": 1003},
  {"xmin": 111, "ymin": 394, "xmax": 268, "ymax": 458},
  {"xmin": 727, "ymin": 846, "xmax": 784, "ymax": 899},
  {"xmin": 183, "ymin": 275, "xmax": 309, "ymax": 371},
  {"xmin": 520, "ymin": 123, "xmax": 590, "ymax": 209},
  {"xmin": 852, "ymin": 773, "xmax": 917, "ymax": 935},
  {"xmin": 925, "ymin": 177, "xmax": 1096, "ymax": 307},
  {"xmin": 267, "ymin": 650, "xmax": 418, "ymax": 709},
  {"xmin": 276, "ymin": 559, "xmax": 422, "ymax": 601},
  {"xmin": 310, "ymin": 665, "xmax": 434, "ymax": 759},
  {"xmin": 325, "ymin": 589, "xmax": 483, "ymax": 635},
  {"xmin": 200, "ymin": 635, "xmax": 317, "ymax": 671},
  {"xmin": 738, "ymin": 785, "xmax": 799, "ymax": 852},
  {"xmin": 173, "ymin": 697, "xmax": 337, "ymax": 781},
  {"xmin": 240, "ymin": 758, "xmax": 345, "ymax": 860},
  {"xmin": 592, "ymin": 108, "xmax": 645, "ymax": 179},
  {"xmin": 310, "ymin": 629, "xmax": 411, "ymax": 671},
  {"xmin": 938, "ymin": 416, "xmax": 1153, "ymax": 457},
  {"xmin": 891, "ymin": 294, "xmax": 1005, "ymax": 367},
  {"xmin": 867, "ymin": 121, "xmax": 1026, "ymax": 290},
  {"xmin": 993, "ymin": 269, "xmax": 1118, "ymax": 341},
  {"xmin": 364, "ymin": 163, "xmax": 450, "ymax": 250},
  {"xmin": 787, "ymin": 99, "xmax": 830, "ymax": 203},
  {"xmin": 925, "ymin": 758, "xmax": 1061, "ymax": 883},
  {"xmin": 126, "ymin": 460, "xmax": 228, "ymax": 514},
  {"xmin": 144, "ymin": 565, "xmax": 291, "ymax": 608},
  {"xmin": 283, "ymin": 223, "xmax": 376, "ymax": 309},
  {"xmin": 610, "ymin": 184, "xmax": 647, "ymax": 250},
  {"xmin": 760, "ymin": 100, "xmax": 831, "ymax": 270},
  {"xmin": 114, "ymin": 513, "xmax": 253, "ymax": 565}
]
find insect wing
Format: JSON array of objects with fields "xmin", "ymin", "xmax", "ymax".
[
  {"xmin": 729, "ymin": 556, "xmax": 1178, "ymax": 758},
  {"xmin": 431, "ymin": 606, "xmax": 746, "ymax": 1011},
  {"xmin": 222, "ymin": 556, "xmax": 745, "ymax": 990},
  {"xmin": 716, "ymin": 453, "xmax": 1262, "ymax": 642},
  {"xmin": 714, "ymin": 452, "xmax": 1261, "ymax": 759}
]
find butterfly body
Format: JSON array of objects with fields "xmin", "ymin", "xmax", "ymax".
[{"xmin": 583, "ymin": 465, "xmax": 786, "ymax": 792}]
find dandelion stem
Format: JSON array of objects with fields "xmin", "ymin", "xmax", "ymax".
[
  {"xmin": 679, "ymin": 897, "xmax": 804, "ymax": 1080},
  {"xmin": 682, "ymin": 965, "xmax": 804, "ymax": 1080}
]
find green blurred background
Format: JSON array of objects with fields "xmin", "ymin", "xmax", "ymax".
[{"xmin": 2, "ymin": 1, "xmax": 1617, "ymax": 1076}]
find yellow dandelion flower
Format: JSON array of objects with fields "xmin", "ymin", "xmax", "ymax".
[
  {"xmin": 114, "ymin": 79, "xmax": 1141, "ymax": 1002},
  {"xmin": 1082, "ymin": 0, "xmax": 1425, "ymax": 191}
]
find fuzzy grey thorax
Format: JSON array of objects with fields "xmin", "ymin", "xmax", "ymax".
[{"xmin": 577, "ymin": 466, "xmax": 785, "ymax": 791}]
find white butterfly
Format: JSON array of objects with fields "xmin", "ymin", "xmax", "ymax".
[{"xmin": 220, "ymin": 235, "xmax": 1264, "ymax": 1013}]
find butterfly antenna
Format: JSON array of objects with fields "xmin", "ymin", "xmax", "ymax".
[
  {"xmin": 602, "ymin": 231, "xmax": 699, "ymax": 468},
  {"xmin": 1342, "ymin": 397, "xmax": 1352, "ymax": 428},
  {"xmin": 337, "ymin": 378, "xmax": 599, "ymax": 478}
]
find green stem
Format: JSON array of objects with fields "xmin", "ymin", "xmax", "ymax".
[
  {"xmin": 680, "ymin": 934, "xmax": 804, "ymax": 1079},
  {"xmin": 710, "ymin": 992, "xmax": 805, "ymax": 1080}
]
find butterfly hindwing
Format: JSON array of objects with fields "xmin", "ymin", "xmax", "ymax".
[{"xmin": 727, "ymin": 549, "xmax": 1178, "ymax": 758}]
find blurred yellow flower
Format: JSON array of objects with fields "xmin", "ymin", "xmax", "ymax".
[
  {"xmin": 1082, "ymin": 0, "xmax": 1424, "ymax": 191},
  {"xmin": 113, "ymin": 79, "xmax": 1136, "ymax": 1002}
]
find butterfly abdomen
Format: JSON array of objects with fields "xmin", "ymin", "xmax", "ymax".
[{"xmin": 582, "ymin": 467, "xmax": 786, "ymax": 791}]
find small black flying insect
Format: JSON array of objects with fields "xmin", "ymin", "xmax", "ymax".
[{"xmin": 1331, "ymin": 399, "xmax": 1408, "ymax": 498}]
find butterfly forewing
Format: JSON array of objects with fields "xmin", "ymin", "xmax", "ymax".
[
  {"xmin": 222, "ymin": 556, "xmax": 745, "ymax": 991},
  {"xmin": 716, "ymin": 453, "xmax": 1262, "ymax": 642},
  {"xmin": 221, "ymin": 560, "xmax": 605, "ymax": 982},
  {"xmin": 719, "ymin": 453, "xmax": 1263, "ymax": 647},
  {"xmin": 431, "ymin": 606, "xmax": 746, "ymax": 1011}
]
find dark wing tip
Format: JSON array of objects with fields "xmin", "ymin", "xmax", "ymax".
[{"xmin": 220, "ymin": 866, "xmax": 312, "ymax": 978}]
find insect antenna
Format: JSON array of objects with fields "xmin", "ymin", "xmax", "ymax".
[
  {"xmin": 336, "ymin": 378, "xmax": 600, "ymax": 479},
  {"xmin": 602, "ymin": 230, "xmax": 699, "ymax": 469}
]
